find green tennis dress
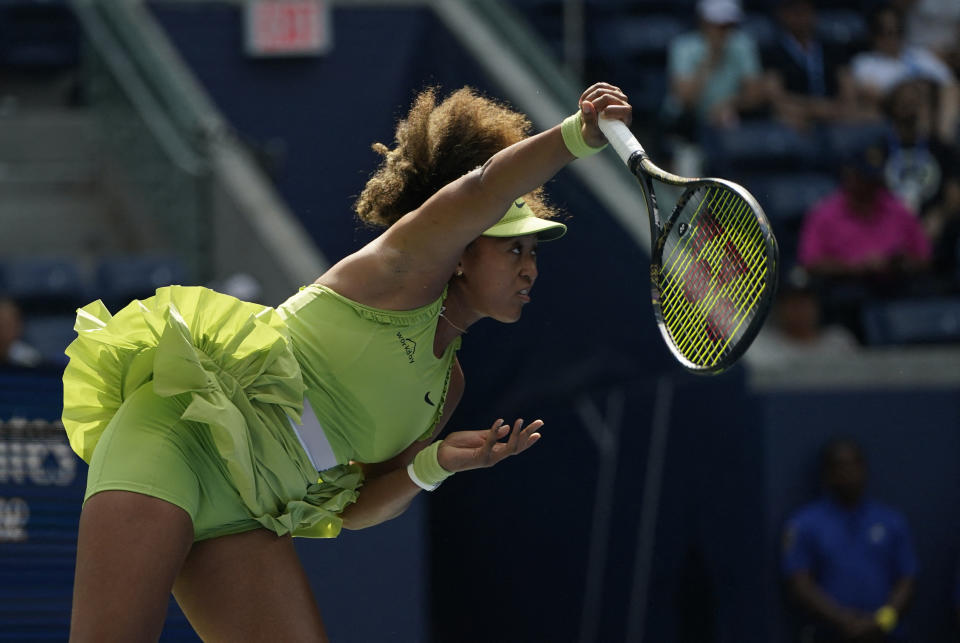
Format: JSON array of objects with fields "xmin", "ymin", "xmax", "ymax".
[{"xmin": 61, "ymin": 284, "xmax": 458, "ymax": 541}]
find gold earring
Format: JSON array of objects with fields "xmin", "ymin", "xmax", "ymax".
[{"xmin": 456, "ymin": 269, "xmax": 463, "ymax": 277}]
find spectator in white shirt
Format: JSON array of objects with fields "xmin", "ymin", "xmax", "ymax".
[{"xmin": 850, "ymin": 4, "xmax": 958, "ymax": 142}]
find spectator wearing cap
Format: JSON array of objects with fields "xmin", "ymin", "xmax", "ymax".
[{"xmin": 663, "ymin": 0, "xmax": 768, "ymax": 173}]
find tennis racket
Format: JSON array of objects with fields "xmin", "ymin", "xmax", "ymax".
[{"xmin": 598, "ymin": 116, "xmax": 778, "ymax": 374}]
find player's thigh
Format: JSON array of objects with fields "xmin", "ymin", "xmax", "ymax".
[
  {"xmin": 173, "ymin": 528, "xmax": 329, "ymax": 643},
  {"xmin": 70, "ymin": 490, "xmax": 194, "ymax": 643},
  {"xmin": 71, "ymin": 384, "xmax": 200, "ymax": 642}
]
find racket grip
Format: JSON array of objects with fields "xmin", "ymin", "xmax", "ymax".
[{"xmin": 598, "ymin": 116, "xmax": 645, "ymax": 166}]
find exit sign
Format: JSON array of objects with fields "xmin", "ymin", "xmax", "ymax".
[{"xmin": 245, "ymin": 0, "xmax": 332, "ymax": 57}]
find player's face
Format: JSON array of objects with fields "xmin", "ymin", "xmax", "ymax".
[{"xmin": 457, "ymin": 234, "xmax": 539, "ymax": 323}]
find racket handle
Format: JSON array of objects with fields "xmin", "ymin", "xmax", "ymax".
[{"xmin": 598, "ymin": 116, "xmax": 645, "ymax": 167}]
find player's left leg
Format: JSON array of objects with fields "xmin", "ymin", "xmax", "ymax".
[{"xmin": 173, "ymin": 528, "xmax": 329, "ymax": 642}]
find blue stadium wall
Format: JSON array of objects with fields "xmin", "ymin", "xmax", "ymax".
[{"xmin": 3, "ymin": 3, "xmax": 959, "ymax": 642}]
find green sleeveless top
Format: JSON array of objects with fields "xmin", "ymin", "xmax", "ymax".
[{"xmin": 277, "ymin": 284, "xmax": 461, "ymax": 465}]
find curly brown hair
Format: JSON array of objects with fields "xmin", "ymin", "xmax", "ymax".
[{"xmin": 354, "ymin": 86, "xmax": 560, "ymax": 228}]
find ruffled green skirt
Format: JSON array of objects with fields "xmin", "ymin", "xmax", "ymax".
[{"xmin": 62, "ymin": 286, "xmax": 361, "ymax": 540}]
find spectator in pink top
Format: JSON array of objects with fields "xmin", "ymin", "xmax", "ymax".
[{"xmin": 798, "ymin": 141, "xmax": 932, "ymax": 279}]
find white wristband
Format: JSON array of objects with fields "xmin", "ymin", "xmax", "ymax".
[
  {"xmin": 406, "ymin": 440, "xmax": 452, "ymax": 491},
  {"xmin": 407, "ymin": 462, "xmax": 442, "ymax": 491}
]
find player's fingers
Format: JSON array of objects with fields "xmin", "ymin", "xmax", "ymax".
[
  {"xmin": 491, "ymin": 423, "xmax": 542, "ymax": 461},
  {"xmin": 579, "ymin": 99, "xmax": 597, "ymax": 122},
  {"xmin": 514, "ymin": 426, "xmax": 542, "ymax": 454},
  {"xmin": 483, "ymin": 419, "xmax": 507, "ymax": 453},
  {"xmin": 521, "ymin": 431, "xmax": 542, "ymax": 452},
  {"xmin": 586, "ymin": 87, "xmax": 628, "ymax": 103},
  {"xmin": 580, "ymin": 81, "xmax": 617, "ymax": 101},
  {"xmin": 598, "ymin": 104, "xmax": 632, "ymax": 126},
  {"xmin": 503, "ymin": 418, "xmax": 524, "ymax": 453},
  {"xmin": 584, "ymin": 86, "xmax": 628, "ymax": 106},
  {"xmin": 588, "ymin": 93, "xmax": 630, "ymax": 115},
  {"xmin": 521, "ymin": 419, "xmax": 545, "ymax": 437},
  {"xmin": 508, "ymin": 418, "xmax": 541, "ymax": 453},
  {"xmin": 583, "ymin": 81, "xmax": 622, "ymax": 96}
]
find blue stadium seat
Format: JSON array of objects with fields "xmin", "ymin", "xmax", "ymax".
[
  {"xmin": 0, "ymin": 257, "xmax": 86, "ymax": 314},
  {"xmin": 589, "ymin": 13, "xmax": 689, "ymax": 64},
  {"xmin": 621, "ymin": 66, "xmax": 669, "ymax": 117},
  {"xmin": 861, "ymin": 297, "xmax": 960, "ymax": 346},
  {"xmin": 816, "ymin": 9, "xmax": 868, "ymax": 49},
  {"xmin": 706, "ymin": 119, "xmax": 823, "ymax": 173},
  {"xmin": 94, "ymin": 255, "xmax": 189, "ymax": 309},
  {"xmin": 743, "ymin": 171, "xmax": 836, "ymax": 223},
  {"xmin": 21, "ymin": 314, "xmax": 75, "ymax": 367},
  {"xmin": 823, "ymin": 122, "xmax": 889, "ymax": 164}
]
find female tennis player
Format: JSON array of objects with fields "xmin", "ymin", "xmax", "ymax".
[{"xmin": 62, "ymin": 82, "xmax": 631, "ymax": 642}]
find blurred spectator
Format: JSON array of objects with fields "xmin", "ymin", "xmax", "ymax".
[
  {"xmin": 0, "ymin": 297, "xmax": 42, "ymax": 368},
  {"xmin": 797, "ymin": 139, "xmax": 933, "ymax": 337},
  {"xmin": 748, "ymin": 268, "xmax": 859, "ymax": 366},
  {"xmin": 763, "ymin": 0, "xmax": 863, "ymax": 131},
  {"xmin": 881, "ymin": 77, "xmax": 960, "ymax": 284},
  {"xmin": 663, "ymin": 0, "xmax": 767, "ymax": 174},
  {"xmin": 849, "ymin": 4, "xmax": 959, "ymax": 143},
  {"xmin": 898, "ymin": 0, "xmax": 960, "ymax": 76},
  {"xmin": 797, "ymin": 140, "xmax": 931, "ymax": 280},
  {"xmin": 782, "ymin": 437, "xmax": 917, "ymax": 642}
]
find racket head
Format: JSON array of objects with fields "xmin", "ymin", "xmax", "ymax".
[{"xmin": 649, "ymin": 177, "xmax": 778, "ymax": 374}]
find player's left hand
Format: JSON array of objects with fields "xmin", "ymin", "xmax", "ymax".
[
  {"xmin": 578, "ymin": 82, "xmax": 632, "ymax": 147},
  {"xmin": 437, "ymin": 418, "xmax": 543, "ymax": 473}
]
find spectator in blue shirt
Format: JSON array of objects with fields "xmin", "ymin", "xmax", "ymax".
[
  {"xmin": 763, "ymin": 0, "xmax": 864, "ymax": 131},
  {"xmin": 665, "ymin": 0, "xmax": 767, "ymax": 130},
  {"xmin": 662, "ymin": 0, "xmax": 768, "ymax": 175},
  {"xmin": 782, "ymin": 437, "xmax": 917, "ymax": 642}
]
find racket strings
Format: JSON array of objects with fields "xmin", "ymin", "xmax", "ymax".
[
  {"xmin": 667, "ymin": 199, "xmax": 766, "ymax": 360},
  {"xmin": 669, "ymin": 196, "xmax": 767, "ymax": 364},
  {"xmin": 657, "ymin": 185, "xmax": 771, "ymax": 367},
  {"xmin": 666, "ymin": 205, "xmax": 763, "ymax": 362},
  {"xmin": 684, "ymin": 198, "xmax": 767, "ymax": 345}
]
